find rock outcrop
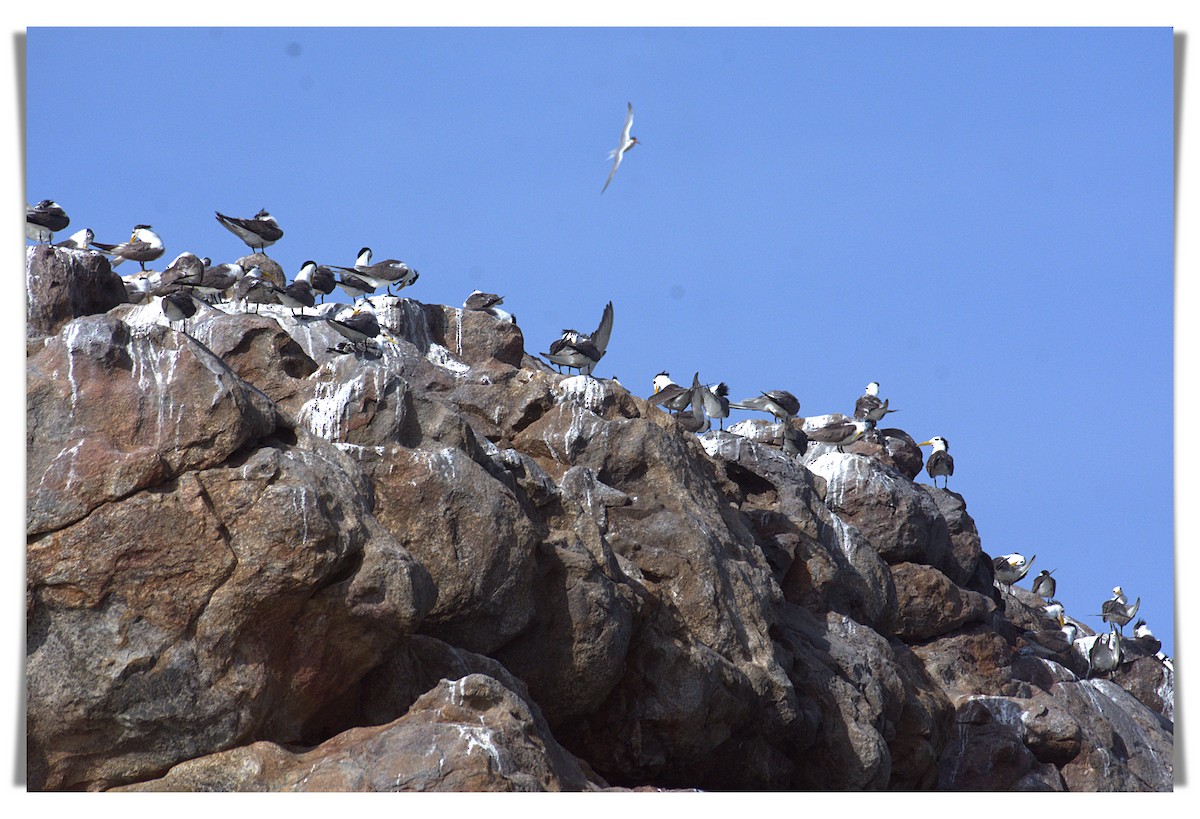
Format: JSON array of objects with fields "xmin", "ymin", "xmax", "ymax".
[{"xmin": 25, "ymin": 245, "xmax": 1173, "ymax": 791}]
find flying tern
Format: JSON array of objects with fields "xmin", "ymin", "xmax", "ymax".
[{"xmin": 601, "ymin": 102, "xmax": 638, "ymax": 194}]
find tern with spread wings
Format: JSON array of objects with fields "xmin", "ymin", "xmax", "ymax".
[{"xmin": 601, "ymin": 102, "xmax": 638, "ymax": 194}]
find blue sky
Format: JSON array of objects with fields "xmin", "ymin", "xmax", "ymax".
[{"xmin": 23, "ymin": 26, "xmax": 1176, "ymax": 656}]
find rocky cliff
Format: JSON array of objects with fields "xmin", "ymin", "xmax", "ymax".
[{"xmin": 25, "ymin": 245, "xmax": 1174, "ymax": 791}]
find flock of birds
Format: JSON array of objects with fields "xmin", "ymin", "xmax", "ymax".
[
  {"xmin": 991, "ymin": 553, "xmax": 1169, "ymax": 676},
  {"xmin": 27, "ymin": 104, "xmax": 1169, "ymax": 674}
]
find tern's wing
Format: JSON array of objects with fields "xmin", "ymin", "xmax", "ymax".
[
  {"xmin": 590, "ymin": 301, "xmax": 614, "ymax": 354},
  {"xmin": 601, "ymin": 151, "xmax": 623, "ymax": 193},
  {"xmin": 620, "ymin": 102, "xmax": 634, "ymax": 145}
]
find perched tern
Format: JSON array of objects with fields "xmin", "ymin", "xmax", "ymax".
[
  {"xmin": 805, "ymin": 416, "xmax": 870, "ymax": 453},
  {"xmin": 1099, "ymin": 587, "xmax": 1140, "ymax": 635},
  {"xmin": 215, "ymin": 209, "xmax": 283, "ymax": 253},
  {"xmin": 854, "ymin": 381, "xmax": 897, "ymax": 423},
  {"xmin": 175, "ymin": 261, "xmax": 246, "ymax": 302},
  {"xmin": 229, "ymin": 266, "xmax": 280, "ymax": 312},
  {"xmin": 601, "ymin": 102, "xmax": 638, "ymax": 194},
  {"xmin": 1021, "ymin": 615, "xmax": 1077, "ymax": 659},
  {"xmin": 730, "ymin": 390, "xmax": 800, "ymax": 421},
  {"xmin": 53, "ymin": 228, "xmax": 94, "ymax": 250},
  {"xmin": 464, "ymin": 291, "xmax": 516, "ymax": 324},
  {"xmin": 327, "ymin": 307, "xmax": 382, "ymax": 353},
  {"xmin": 917, "ymin": 437, "xmax": 954, "ymax": 488},
  {"xmin": 541, "ymin": 301, "xmax": 614, "ymax": 376},
  {"xmin": 1088, "ymin": 630, "xmax": 1122, "ymax": 678},
  {"xmin": 649, "ymin": 372, "xmax": 694, "ymax": 412},
  {"xmin": 695, "ymin": 380, "xmax": 731, "ymax": 431},
  {"xmin": 1031, "ymin": 570, "xmax": 1057, "ymax": 602},
  {"xmin": 1133, "ymin": 619, "xmax": 1162, "ymax": 655},
  {"xmin": 26, "ymin": 200, "xmax": 70, "ymax": 242},
  {"xmin": 992, "ymin": 553, "xmax": 1035, "ymax": 595},
  {"xmin": 92, "ymin": 224, "xmax": 165, "ymax": 271},
  {"xmin": 268, "ymin": 261, "xmax": 318, "ymax": 316},
  {"xmin": 161, "ymin": 291, "xmax": 198, "ymax": 323},
  {"xmin": 331, "ymin": 247, "xmax": 418, "ymax": 295}
]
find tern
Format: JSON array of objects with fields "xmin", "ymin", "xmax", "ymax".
[
  {"xmin": 1099, "ymin": 587, "xmax": 1140, "ymax": 635},
  {"xmin": 1088, "ymin": 630, "xmax": 1122, "ymax": 678},
  {"xmin": 159, "ymin": 252, "xmax": 208, "ymax": 288},
  {"xmin": 92, "ymin": 224, "xmax": 165, "ymax": 271},
  {"xmin": 160, "ymin": 291, "xmax": 198, "ymax": 323},
  {"xmin": 26, "ymin": 200, "xmax": 70, "ymax": 243},
  {"xmin": 1031, "ymin": 570, "xmax": 1057, "ymax": 602},
  {"xmin": 229, "ymin": 266, "xmax": 280, "ymax": 312},
  {"xmin": 730, "ymin": 390, "xmax": 800, "ymax": 422},
  {"xmin": 124, "ymin": 275, "xmax": 153, "ymax": 305},
  {"xmin": 649, "ymin": 372, "xmax": 694, "ymax": 412},
  {"xmin": 310, "ymin": 265, "xmax": 337, "ymax": 303},
  {"xmin": 53, "ymin": 228, "xmax": 94, "ymax": 250},
  {"xmin": 695, "ymin": 379, "xmax": 731, "ymax": 431},
  {"xmin": 332, "ymin": 247, "xmax": 419, "ymax": 295},
  {"xmin": 1022, "ymin": 614, "xmax": 1077, "ymax": 659},
  {"xmin": 992, "ymin": 553, "xmax": 1035, "ymax": 595},
  {"xmin": 541, "ymin": 301, "xmax": 614, "ymax": 376},
  {"xmin": 1042, "ymin": 602, "xmax": 1065, "ymax": 624},
  {"xmin": 782, "ymin": 421, "xmax": 809, "ymax": 457},
  {"xmin": 601, "ymin": 102, "xmax": 638, "ymax": 194},
  {"xmin": 326, "ymin": 307, "xmax": 382, "ymax": 353},
  {"xmin": 175, "ymin": 261, "xmax": 246, "ymax": 303},
  {"xmin": 854, "ymin": 381, "xmax": 898, "ymax": 423},
  {"xmin": 917, "ymin": 437, "xmax": 954, "ymax": 488},
  {"xmin": 1133, "ymin": 619, "xmax": 1162, "ymax": 655},
  {"xmin": 268, "ymin": 261, "xmax": 318, "ymax": 316},
  {"xmin": 806, "ymin": 417, "xmax": 870, "ymax": 453},
  {"xmin": 464, "ymin": 291, "xmax": 516, "ymax": 324},
  {"xmin": 215, "ymin": 209, "xmax": 283, "ymax": 253}
]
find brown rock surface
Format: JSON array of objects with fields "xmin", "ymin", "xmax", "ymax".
[
  {"xmin": 26, "ymin": 245, "xmax": 128, "ymax": 339},
  {"xmin": 24, "ymin": 245, "xmax": 1173, "ymax": 792},
  {"xmin": 115, "ymin": 675, "xmax": 600, "ymax": 792}
]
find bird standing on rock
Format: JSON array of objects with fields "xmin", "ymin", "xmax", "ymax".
[
  {"xmin": 1099, "ymin": 587, "xmax": 1140, "ymax": 635},
  {"xmin": 805, "ymin": 416, "xmax": 870, "ymax": 453},
  {"xmin": 541, "ymin": 301, "xmax": 614, "ymax": 376},
  {"xmin": 854, "ymin": 381, "xmax": 897, "ymax": 423},
  {"xmin": 730, "ymin": 389, "xmax": 800, "ymax": 422},
  {"xmin": 215, "ymin": 209, "xmax": 284, "ymax": 253},
  {"xmin": 26, "ymin": 200, "xmax": 70, "ymax": 243},
  {"xmin": 917, "ymin": 437, "xmax": 954, "ymax": 488},
  {"xmin": 992, "ymin": 553, "xmax": 1035, "ymax": 595},
  {"xmin": 1031, "ymin": 570, "xmax": 1057, "ymax": 602},
  {"xmin": 92, "ymin": 224, "xmax": 164, "ymax": 271},
  {"xmin": 54, "ymin": 228, "xmax": 93, "ymax": 250},
  {"xmin": 1022, "ymin": 614, "xmax": 1078, "ymax": 659}
]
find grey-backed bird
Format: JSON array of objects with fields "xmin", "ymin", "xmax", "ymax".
[
  {"xmin": 26, "ymin": 200, "xmax": 70, "ymax": 242},
  {"xmin": 1088, "ymin": 630, "xmax": 1122, "ymax": 677},
  {"xmin": 992, "ymin": 553, "xmax": 1035, "ymax": 595},
  {"xmin": 854, "ymin": 381, "xmax": 897, "ymax": 423},
  {"xmin": 542, "ymin": 301, "xmax": 614, "ymax": 376},
  {"xmin": 1100, "ymin": 587, "xmax": 1140, "ymax": 635},
  {"xmin": 53, "ymin": 228, "xmax": 93, "ymax": 250},
  {"xmin": 917, "ymin": 437, "xmax": 954, "ymax": 488},
  {"xmin": 806, "ymin": 416, "xmax": 870, "ymax": 453},
  {"xmin": 92, "ymin": 224, "xmax": 164, "ymax": 271},
  {"xmin": 1031, "ymin": 569, "xmax": 1057, "ymax": 601},
  {"xmin": 215, "ymin": 209, "xmax": 283, "ymax": 253}
]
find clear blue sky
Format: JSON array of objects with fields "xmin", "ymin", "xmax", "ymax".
[{"xmin": 25, "ymin": 27, "xmax": 1175, "ymax": 656}]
